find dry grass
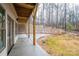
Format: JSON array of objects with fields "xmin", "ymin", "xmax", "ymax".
[{"xmin": 38, "ymin": 33, "xmax": 79, "ymax": 56}]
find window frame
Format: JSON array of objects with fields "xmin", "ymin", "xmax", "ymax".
[{"xmin": 0, "ymin": 4, "xmax": 6, "ymax": 53}]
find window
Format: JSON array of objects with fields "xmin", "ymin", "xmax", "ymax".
[{"xmin": 0, "ymin": 5, "xmax": 6, "ymax": 52}]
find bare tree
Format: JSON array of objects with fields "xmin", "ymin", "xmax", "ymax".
[{"xmin": 64, "ymin": 3, "xmax": 67, "ymax": 31}]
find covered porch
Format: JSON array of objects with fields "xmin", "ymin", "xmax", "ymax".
[
  {"xmin": 0, "ymin": 3, "xmax": 49, "ymax": 56},
  {"xmin": 8, "ymin": 34, "xmax": 49, "ymax": 56},
  {"xmin": 7, "ymin": 3, "xmax": 49, "ymax": 56}
]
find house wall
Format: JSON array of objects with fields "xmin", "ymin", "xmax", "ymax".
[
  {"xmin": 0, "ymin": 3, "xmax": 18, "ymax": 56},
  {"xmin": 18, "ymin": 24, "xmax": 26, "ymax": 34},
  {"xmin": 25, "ymin": 16, "xmax": 33, "ymax": 34},
  {"xmin": 17, "ymin": 20, "xmax": 32, "ymax": 35},
  {"xmin": 16, "ymin": 18, "xmax": 33, "ymax": 38},
  {"xmin": 0, "ymin": 3, "xmax": 34, "ymax": 56}
]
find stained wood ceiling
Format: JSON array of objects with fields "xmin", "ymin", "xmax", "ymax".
[{"xmin": 13, "ymin": 3, "xmax": 36, "ymax": 23}]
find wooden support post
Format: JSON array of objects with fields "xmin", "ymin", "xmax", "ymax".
[
  {"xmin": 33, "ymin": 15, "xmax": 36, "ymax": 45},
  {"xmin": 33, "ymin": 4, "xmax": 38, "ymax": 46},
  {"xmin": 28, "ymin": 20, "xmax": 30, "ymax": 38}
]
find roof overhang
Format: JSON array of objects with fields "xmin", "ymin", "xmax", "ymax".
[{"xmin": 13, "ymin": 3, "xmax": 37, "ymax": 23}]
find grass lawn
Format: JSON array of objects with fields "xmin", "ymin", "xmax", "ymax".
[{"xmin": 38, "ymin": 33, "xmax": 79, "ymax": 56}]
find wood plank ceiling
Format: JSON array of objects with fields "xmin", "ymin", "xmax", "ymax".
[{"xmin": 13, "ymin": 3, "xmax": 36, "ymax": 23}]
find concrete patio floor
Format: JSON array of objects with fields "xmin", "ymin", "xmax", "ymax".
[{"xmin": 8, "ymin": 34, "xmax": 49, "ymax": 56}]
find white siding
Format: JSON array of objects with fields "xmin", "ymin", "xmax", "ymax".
[{"xmin": 0, "ymin": 3, "xmax": 17, "ymax": 56}]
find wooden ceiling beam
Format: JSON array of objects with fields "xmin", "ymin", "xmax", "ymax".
[
  {"xmin": 18, "ymin": 16, "xmax": 28, "ymax": 20},
  {"xmin": 15, "ymin": 7, "xmax": 32, "ymax": 17},
  {"xmin": 17, "ymin": 16, "xmax": 29, "ymax": 23},
  {"xmin": 17, "ymin": 18, "xmax": 27, "ymax": 23},
  {"xmin": 15, "ymin": 3, "xmax": 35, "ymax": 10}
]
